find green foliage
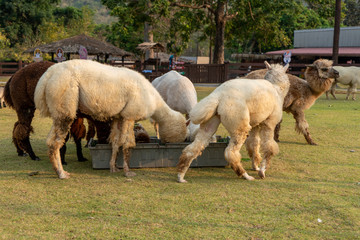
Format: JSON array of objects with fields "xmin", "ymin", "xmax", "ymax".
[
  {"xmin": 102, "ymin": 0, "xmax": 171, "ymax": 54},
  {"xmin": 60, "ymin": 0, "xmax": 116, "ymax": 24},
  {"xmin": 226, "ymin": 0, "xmax": 342, "ymax": 54},
  {"xmin": 166, "ymin": 8, "xmax": 204, "ymax": 56},
  {"xmin": 344, "ymin": 0, "xmax": 360, "ymax": 26},
  {"xmin": 0, "ymin": 0, "xmax": 60, "ymax": 47}
]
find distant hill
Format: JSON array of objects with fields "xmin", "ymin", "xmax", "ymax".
[{"xmin": 60, "ymin": 0, "xmax": 116, "ymax": 24}]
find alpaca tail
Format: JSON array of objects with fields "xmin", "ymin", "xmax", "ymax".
[
  {"xmin": 34, "ymin": 73, "xmax": 51, "ymax": 117},
  {"xmin": 3, "ymin": 76, "xmax": 14, "ymax": 109},
  {"xmin": 190, "ymin": 95, "xmax": 219, "ymax": 125}
]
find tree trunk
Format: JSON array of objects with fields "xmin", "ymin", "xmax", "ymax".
[
  {"xmin": 144, "ymin": 22, "xmax": 154, "ymax": 59},
  {"xmin": 213, "ymin": 2, "xmax": 226, "ymax": 64},
  {"xmin": 332, "ymin": 0, "xmax": 341, "ymax": 64}
]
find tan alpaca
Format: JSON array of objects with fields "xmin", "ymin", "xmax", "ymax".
[
  {"xmin": 34, "ymin": 60, "xmax": 187, "ymax": 179},
  {"xmin": 177, "ymin": 62, "xmax": 289, "ymax": 182},
  {"xmin": 245, "ymin": 59, "xmax": 339, "ymax": 145}
]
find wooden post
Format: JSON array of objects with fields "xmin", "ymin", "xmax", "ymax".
[
  {"xmin": 18, "ymin": 60, "xmax": 23, "ymax": 70},
  {"xmin": 332, "ymin": 0, "xmax": 341, "ymax": 64},
  {"xmin": 223, "ymin": 62, "xmax": 229, "ymax": 82}
]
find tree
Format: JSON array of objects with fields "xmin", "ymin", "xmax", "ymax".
[
  {"xmin": 172, "ymin": 0, "xmax": 240, "ymax": 64},
  {"xmin": 102, "ymin": 0, "xmax": 170, "ymax": 55},
  {"xmin": 343, "ymin": 0, "xmax": 360, "ymax": 26},
  {"xmin": 333, "ymin": 0, "xmax": 341, "ymax": 64},
  {"xmin": 0, "ymin": 0, "xmax": 60, "ymax": 47}
]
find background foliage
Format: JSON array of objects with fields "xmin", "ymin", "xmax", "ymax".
[{"xmin": 0, "ymin": 0, "xmax": 356, "ymax": 61}]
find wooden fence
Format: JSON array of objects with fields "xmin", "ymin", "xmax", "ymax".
[
  {"xmin": 0, "ymin": 61, "xmax": 26, "ymax": 76},
  {"xmin": 2, "ymin": 60, "xmax": 360, "ymax": 84}
]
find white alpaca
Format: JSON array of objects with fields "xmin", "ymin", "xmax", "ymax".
[
  {"xmin": 34, "ymin": 60, "xmax": 187, "ymax": 179},
  {"xmin": 177, "ymin": 62, "xmax": 290, "ymax": 183},
  {"xmin": 151, "ymin": 70, "xmax": 200, "ymax": 141},
  {"xmin": 326, "ymin": 66, "xmax": 360, "ymax": 100},
  {"xmin": 0, "ymin": 86, "xmax": 4, "ymax": 108}
]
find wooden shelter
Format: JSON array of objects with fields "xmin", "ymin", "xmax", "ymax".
[
  {"xmin": 136, "ymin": 42, "xmax": 165, "ymax": 71},
  {"xmin": 24, "ymin": 34, "xmax": 134, "ymax": 62}
]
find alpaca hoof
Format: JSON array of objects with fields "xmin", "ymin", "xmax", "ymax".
[
  {"xmin": 177, "ymin": 178, "xmax": 188, "ymax": 183},
  {"xmin": 58, "ymin": 171, "xmax": 70, "ymax": 179},
  {"xmin": 252, "ymin": 165, "xmax": 260, "ymax": 171},
  {"xmin": 309, "ymin": 142, "xmax": 317, "ymax": 146},
  {"xmin": 124, "ymin": 171, "xmax": 136, "ymax": 178},
  {"xmin": 18, "ymin": 153, "xmax": 28, "ymax": 157},
  {"xmin": 110, "ymin": 167, "xmax": 122, "ymax": 173},
  {"xmin": 258, "ymin": 170, "xmax": 266, "ymax": 179},
  {"xmin": 78, "ymin": 158, "xmax": 88, "ymax": 162},
  {"xmin": 242, "ymin": 173, "xmax": 255, "ymax": 181},
  {"xmin": 177, "ymin": 173, "xmax": 187, "ymax": 183}
]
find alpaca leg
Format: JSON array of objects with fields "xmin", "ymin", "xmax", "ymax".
[
  {"xmin": 245, "ymin": 126, "xmax": 261, "ymax": 171},
  {"xmin": 258, "ymin": 123, "xmax": 279, "ymax": 179},
  {"xmin": 274, "ymin": 119, "xmax": 282, "ymax": 142},
  {"xmin": 13, "ymin": 137, "xmax": 27, "ymax": 157},
  {"xmin": 292, "ymin": 111, "xmax": 316, "ymax": 145},
  {"xmin": 109, "ymin": 119, "xmax": 137, "ymax": 176},
  {"xmin": 346, "ymin": 84, "xmax": 355, "ymax": 100},
  {"xmin": 75, "ymin": 137, "xmax": 87, "ymax": 162},
  {"xmin": 47, "ymin": 118, "xmax": 73, "ymax": 179},
  {"xmin": 177, "ymin": 116, "xmax": 220, "ymax": 183},
  {"xmin": 226, "ymin": 131, "xmax": 254, "ymax": 180},
  {"xmin": 120, "ymin": 120, "xmax": 136, "ymax": 177},
  {"xmin": 109, "ymin": 120, "xmax": 122, "ymax": 173},
  {"xmin": 351, "ymin": 84, "xmax": 357, "ymax": 100},
  {"xmin": 85, "ymin": 119, "xmax": 96, "ymax": 147},
  {"xmin": 14, "ymin": 108, "xmax": 40, "ymax": 160},
  {"xmin": 330, "ymin": 82, "xmax": 337, "ymax": 99}
]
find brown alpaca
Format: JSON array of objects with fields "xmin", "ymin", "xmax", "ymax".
[
  {"xmin": 4, "ymin": 61, "xmax": 89, "ymax": 164},
  {"xmin": 133, "ymin": 123, "xmax": 151, "ymax": 143},
  {"xmin": 245, "ymin": 59, "xmax": 339, "ymax": 145}
]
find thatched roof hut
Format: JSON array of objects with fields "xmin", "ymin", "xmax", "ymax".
[
  {"xmin": 24, "ymin": 34, "xmax": 134, "ymax": 62},
  {"xmin": 136, "ymin": 42, "xmax": 165, "ymax": 52}
]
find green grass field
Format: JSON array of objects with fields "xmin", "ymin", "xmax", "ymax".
[{"xmin": 0, "ymin": 86, "xmax": 359, "ymax": 239}]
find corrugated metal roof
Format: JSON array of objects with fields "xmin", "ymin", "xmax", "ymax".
[
  {"xmin": 294, "ymin": 27, "xmax": 360, "ymax": 48},
  {"xmin": 266, "ymin": 47, "xmax": 360, "ymax": 56}
]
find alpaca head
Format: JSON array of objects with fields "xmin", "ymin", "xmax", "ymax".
[
  {"xmin": 158, "ymin": 110, "xmax": 187, "ymax": 143},
  {"xmin": 264, "ymin": 61, "xmax": 290, "ymax": 97},
  {"xmin": 306, "ymin": 59, "xmax": 339, "ymax": 79}
]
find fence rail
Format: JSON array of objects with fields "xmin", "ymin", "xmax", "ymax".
[
  {"xmin": 2, "ymin": 61, "xmax": 360, "ymax": 84},
  {"xmin": 0, "ymin": 61, "xmax": 25, "ymax": 76}
]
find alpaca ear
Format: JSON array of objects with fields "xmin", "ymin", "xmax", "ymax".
[
  {"xmin": 283, "ymin": 63, "xmax": 289, "ymax": 72},
  {"xmin": 306, "ymin": 64, "xmax": 316, "ymax": 68},
  {"xmin": 264, "ymin": 61, "xmax": 271, "ymax": 70}
]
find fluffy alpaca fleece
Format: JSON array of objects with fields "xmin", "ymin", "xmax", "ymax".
[
  {"xmin": 177, "ymin": 62, "xmax": 289, "ymax": 183},
  {"xmin": 3, "ymin": 61, "xmax": 89, "ymax": 163},
  {"xmin": 0, "ymin": 86, "xmax": 5, "ymax": 108},
  {"xmin": 151, "ymin": 71, "xmax": 197, "ymax": 140},
  {"xmin": 326, "ymin": 66, "xmax": 360, "ymax": 100},
  {"xmin": 34, "ymin": 60, "xmax": 187, "ymax": 179},
  {"xmin": 152, "ymin": 70, "xmax": 216, "ymax": 142},
  {"xmin": 245, "ymin": 59, "xmax": 338, "ymax": 145}
]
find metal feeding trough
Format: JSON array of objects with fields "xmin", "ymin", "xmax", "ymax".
[{"xmin": 89, "ymin": 137, "xmax": 229, "ymax": 169}]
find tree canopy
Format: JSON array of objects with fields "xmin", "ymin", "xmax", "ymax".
[{"xmin": 0, "ymin": 0, "xmax": 354, "ymax": 62}]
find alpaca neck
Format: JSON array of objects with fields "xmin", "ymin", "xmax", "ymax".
[
  {"xmin": 265, "ymin": 73, "xmax": 290, "ymax": 100},
  {"xmin": 152, "ymin": 104, "xmax": 174, "ymax": 125},
  {"xmin": 305, "ymin": 69, "xmax": 333, "ymax": 95}
]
